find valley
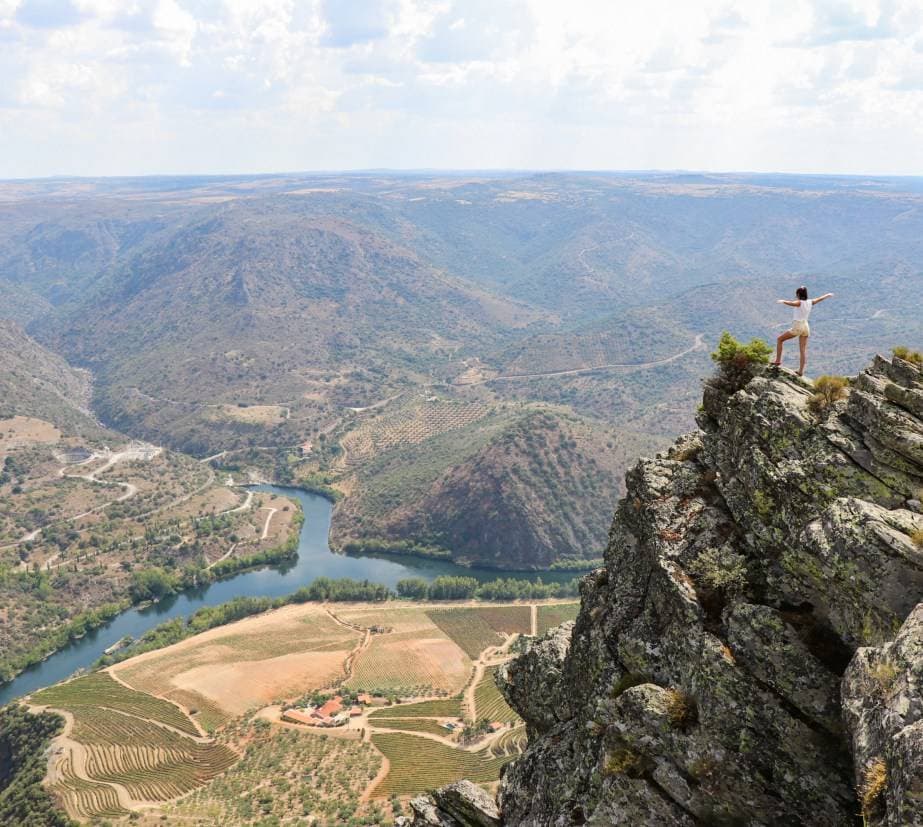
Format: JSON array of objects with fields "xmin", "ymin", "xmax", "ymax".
[
  {"xmin": 25, "ymin": 597, "xmax": 578, "ymax": 825},
  {"xmin": 5, "ymin": 173, "xmax": 922, "ymax": 576},
  {"xmin": 1, "ymin": 171, "xmax": 922, "ymax": 826}
]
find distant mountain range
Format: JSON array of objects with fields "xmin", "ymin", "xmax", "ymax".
[{"xmin": 2, "ymin": 171, "xmax": 922, "ymax": 567}]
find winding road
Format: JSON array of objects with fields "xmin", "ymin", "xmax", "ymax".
[
  {"xmin": 458, "ymin": 333, "xmax": 706, "ymax": 386},
  {"xmin": 3, "ymin": 446, "xmax": 159, "ymax": 559}
]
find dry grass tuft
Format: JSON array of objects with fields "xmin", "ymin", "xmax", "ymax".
[
  {"xmin": 860, "ymin": 757, "xmax": 887, "ymax": 817},
  {"xmin": 892, "ymin": 346, "xmax": 923, "ymax": 366},
  {"xmin": 871, "ymin": 661, "xmax": 899, "ymax": 696},
  {"xmin": 604, "ymin": 746, "xmax": 650, "ymax": 778},
  {"xmin": 808, "ymin": 375, "xmax": 850, "ymax": 416},
  {"xmin": 664, "ymin": 688, "xmax": 698, "ymax": 730}
]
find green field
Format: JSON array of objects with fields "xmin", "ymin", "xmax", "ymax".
[
  {"xmin": 370, "ymin": 732, "xmax": 512, "ymax": 797},
  {"xmin": 367, "ymin": 698, "xmax": 463, "ymax": 719},
  {"xmin": 32, "ymin": 672, "xmax": 200, "ymax": 736},
  {"xmin": 536, "ymin": 603, "xmax": 580, "ymax": 635},
  {"xmin": 426, "ymin": 608, "xmax": 504, "ymax": 658},
  {"xmin": 474, "ymin": 667, "xmax": 519, "ymax": 724}
]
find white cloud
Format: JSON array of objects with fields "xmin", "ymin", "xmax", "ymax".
[{"xmin": 2, "ymin": 0, "xmax": 923, "ymax": 176}]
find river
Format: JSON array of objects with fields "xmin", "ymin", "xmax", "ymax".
[{"xmin": 0, "ymin": 485, "xmax": 573, "ymax": 706}]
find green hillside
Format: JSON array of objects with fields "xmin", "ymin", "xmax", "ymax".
[{"xmin": 331, "ymin": 406, "xmax": 665, "ymax": 569}]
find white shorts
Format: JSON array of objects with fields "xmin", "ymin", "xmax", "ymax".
[{"xmin": 787, "ymin": 320, "xmax": 810, "ymax": 337}]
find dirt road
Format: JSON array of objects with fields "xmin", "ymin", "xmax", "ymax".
[{"xmin": 458, "ymin": 333, "xmax": 706, "ymax": 385}]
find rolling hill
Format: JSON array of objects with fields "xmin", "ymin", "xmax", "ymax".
[
  {"xmin": 330, "ymin": 406, "xmax": 665, "ymax": 569},
  {"xmin": 30, "ymin": 198, "xmax": 546, "ymax": 454}
]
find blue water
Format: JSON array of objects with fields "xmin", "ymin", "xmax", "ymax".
[{"xmin": 0, "ymin": 486, "xmax": 572, "ymax": 706}]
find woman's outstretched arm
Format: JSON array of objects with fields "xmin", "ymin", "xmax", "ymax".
[
  {"xmin": 811, "ymin": 292, "xmax": 835, "ymax": 305},
  {"xmin": 777, "ymin": 299, "xmax": 799, "ymax": 306}
]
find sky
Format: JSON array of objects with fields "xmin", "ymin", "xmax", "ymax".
[{"xmin": 2, "ymin": 0, "xmax": 923, "ymax": 178}]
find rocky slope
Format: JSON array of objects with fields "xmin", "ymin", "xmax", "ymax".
[{"xmin": 406, "ymin": 352, "xmax": 923, "ymax": 826}]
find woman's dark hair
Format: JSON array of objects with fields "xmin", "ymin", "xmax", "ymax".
[{"xmin": 796, "ymin": 286, "xmax": 808, "ymax": 301}]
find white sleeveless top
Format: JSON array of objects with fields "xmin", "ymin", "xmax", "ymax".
[{"xmin": 794, "ymin": 300, "xmax": 812, "ymax": 321}]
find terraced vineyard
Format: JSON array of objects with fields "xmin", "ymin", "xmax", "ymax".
[
  {"xmin": 73, "ymin": 709, "xmax": 237, "ymax": 800},
  {"xmin": 33, "ymin": 673, "xmax": 200, "ymax": 736},
  {"xmin": 33, "ymin": 672, "xmax": 238, "ymax": 820},
  {"xmin": 490, "ymin": 724, "xmax": 528, "ymax": 757},
  {"xmin": 367, "ymin": 697, "xmax": 463, "ymax": 719},
  {"xmin": 52, "ymin": 755, "xmax": 130, "ymax": 821},
  {"xmin": 338, "ymin": 397, "xmax": 492, "ymax": 468},
  {"xmin": 536, "ymin": 602, "xmax": 581, "ymax": 635},
  {"xmin": 370, "ymin": 732, "xmax": 512, "ymax": 797},
  {"xmin": 367, "ymin": 717, "xmax": 453, "ymax": 736},
  {"xmin": 427, "ymin": 608, "xmax": 505, "ymax": 659},
  {"xmin": 474, "ymin": 667, "xmax": 519, "ymax": 724}
]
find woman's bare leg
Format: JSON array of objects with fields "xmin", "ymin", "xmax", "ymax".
[
  {"xmin": 774, "ymin": 331, "xmax": 795, "ymax": 364},
  {"xmin": 798, "ymin": 336, "xmax": 809, "ymax": 375}
]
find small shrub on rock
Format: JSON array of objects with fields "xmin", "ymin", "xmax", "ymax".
[
  {"xmin": 604, "ymin": 746, "xmax": 651, "ymax": 778},
  {"xmin": 871, "ymin": 660, "xmax": 899, "ymax": 697},
  {"xmin": 689, "ymin": 546, "xmax": 749, "ymax": 597},
  {"xmin": 910, "ymin": 528, "xmax": 923, "ymax": 549},
  {"xmin": 892, "ymin": 346, "xmax": 923, "ymax": 365},
  {"xmin": 807, "ymin": 375, "xmax": 850, "ymax": 416},
  {"xmin": 710, "ymin": 333, "xmax": 772, "ymax": 391}
]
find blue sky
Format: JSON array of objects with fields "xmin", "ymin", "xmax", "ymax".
[{"xmin": 2, "ymin": 0, "xmax": 923, "ymax": 177}]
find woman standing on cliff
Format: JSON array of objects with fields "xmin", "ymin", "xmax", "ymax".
[{"xmin": 771, "ymin": 286, "xmax": 834, "ymax": 376}]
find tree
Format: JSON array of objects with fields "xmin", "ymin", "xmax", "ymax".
[
  {"xmin": 396, "ymin": 578, "xmax": 429, "ymax": 599},
  {"xmin": 129, "ymin": 567, "xmax": 178, "ymax": 602}
]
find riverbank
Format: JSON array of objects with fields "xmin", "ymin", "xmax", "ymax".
[{"xmin": 0, "ymin": 487, "xmax": 578, "ymax": 707}]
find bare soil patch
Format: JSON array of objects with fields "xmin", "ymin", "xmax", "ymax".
[{"xmin": 0, "ymin": 415, "xmax": 61, "ymax": 447}]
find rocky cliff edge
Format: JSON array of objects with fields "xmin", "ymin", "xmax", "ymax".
[{"xmin": 407, "ymin": 352, "xmax": 923, "ymax": 826}]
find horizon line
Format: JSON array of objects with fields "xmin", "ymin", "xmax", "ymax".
[{"xmin": 4, "ymin": 167, "xmax": 923, "ymax": 184}]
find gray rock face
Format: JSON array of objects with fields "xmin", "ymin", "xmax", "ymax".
[
  {"xmin": 405, "ymin": 781, "xmax": 501, "ymax": 827},
  {"xmin": 491, "ymin": 355, "xmax": 923, "ymax": 825},
  {"xmin": 843, "ymin": 604, "xmax": 923, "ymax": 826}
]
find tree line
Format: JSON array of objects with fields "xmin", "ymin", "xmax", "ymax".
[{"xmin": 99, "ymin": 574, "xmax": 580, "ymax": 669}]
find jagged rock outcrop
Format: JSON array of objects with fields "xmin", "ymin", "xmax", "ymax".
[
  {"xmin": 399, "ymin": 780, "xmax": 502, "ymax": 827},
  {"xmin": 433, "ymin": 353, "xmax": 923, "ymax": 826}
]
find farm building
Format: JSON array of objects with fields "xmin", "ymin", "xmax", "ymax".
[
  {"xmin": 315, "ymin": 698, "xmax": 343, "ymax": 718},
  {"xmin": 281, "ymin": 709, "xmax": 315, "ymax": 726},
  {"xmin": 349, "ymin": 706, "xmax": 362, "ymax": 717},
  {"xmin": 488, "ymin": 722, "xmax": 505, "ymax": 733},
  {"xmin": 300, "ymin": 440, "xmax": 313, "ymax": 456}
]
